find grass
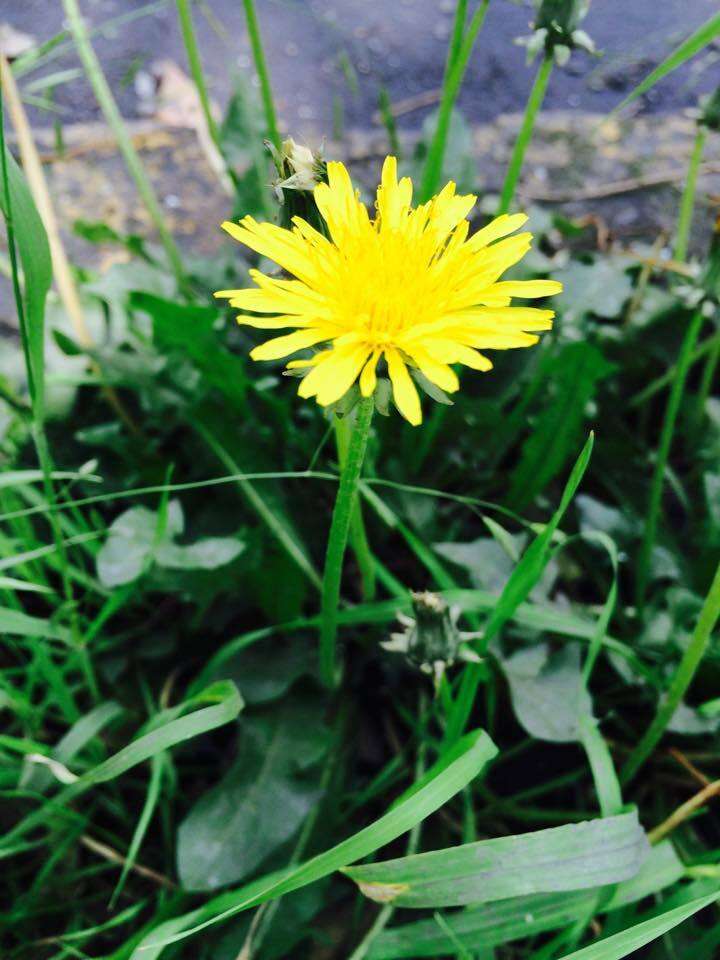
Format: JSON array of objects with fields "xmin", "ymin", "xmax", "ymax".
[{"xmin": 2, "ymin": 3, "xmax": 720, "ymax": 959}]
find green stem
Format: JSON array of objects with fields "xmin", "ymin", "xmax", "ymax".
[
  {"xmin": 623, "ymin": 559, "xmax": 720, "ymax": 784},
  {"xmin": 320, "ymin": 398, "xmax": 374, "ymax": 687},
  {"xmin": 176, "ymin": 0, "xmax": 222, "ymax": 150},
  {"xmin": 241, "ymin": 0, "xmax": 281, "ymax": 150},
  {"xmin": 334, "ymin": 416, "xmax": 376, "ymax": 601},
  {"xmin": 418, "ymin": 0, "xmax": 490, "ymax": 202},
  {"xmin": 636, "ymin": 308, "xmax": 704, "ymax": 609},
  {"xmin": 62, "ymin": 0, "xmax": 185, "ymax": 288},
  {"xmin": 693, "ymin": 338, "xmax": 720, "ymax": 437},
  {"xmin": 674, "ymin": 125, "xmax": 707, "ymax": 262},
  {"xmin": 497, "ymin": 52, "xmax": 553, "ymax": 215}
]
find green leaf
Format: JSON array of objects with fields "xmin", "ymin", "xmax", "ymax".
[
  {"xmin": 500, "ymin": 644, "xmax": 593, "ymax": 743},
  {"xmin": 0, "ymin": 133, "xmax": 52, "ymax": 416},
  {"xmin": 610, "ymin": 13, "xmax": 720, "ymax": 116},
  {"xmin": 508, "ymin": 344, "xmax": 614, "ymax": 510},
  {"xmin": 345, "ymin": 810, "xmax": 648, "ymax": 908},
  {"xmin": 130, "ymin": 729, "xmax": 498, "ymax": 954},
  {"xmin": 482, "ymin": 433, "xmax": 594, "ymax": 649},
  {"xmin": 366, "ymin": 841, "xmax": 685, "ymax": 958},
  {"xmin": 553, "ymin": 889, "xmax": 720, "ymax": 960},
  {"xmin": 555, "ymin": 260, "xmax": 633, "ymax": 322},
  {"xmin": 177, "ymin": 697, "xmax": 330, "ymax": 890},
  {"xmin": 96, "ymin": 501, "xmax": 244, "ymax": 587},
  {"xmin": 0, "ymin": 682, "xmax": 243, "ymax": 853},
  {"xmin": 136, "ymin": 292, "xmax": 249, "ymax": 410},
  {"xmin": 0, "ymin": 606, "xmax": 68, "ymax": 640}
]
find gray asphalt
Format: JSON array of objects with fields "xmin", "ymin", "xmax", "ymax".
[{"xmin": 3, "ymin": 0, "xmax": 720, "ymax": 137}]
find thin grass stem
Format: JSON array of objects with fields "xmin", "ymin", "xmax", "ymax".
[
  {"xmin": 241, "ymin": 0, "xmax": 281, "ymax": 150},
  {"xmin": 636, "ymin": 308, "xmax": 704, "ymax": 609},
  {"xmin": 175, "ymin": 0, "xmax": 222, "ymax": 150},
  {"xmin": 623, "ymin": 559, "xmax": 720, "ymax": 784},
  {"xmin": 62, "ymin": 0, "xmax": 185, "ymax": 287},
  {"xmin": 418, "ymin": 0, "xmax": 490, "ymax": 202},
  {"xmin": 497, "ymin": 52, "xmax": 553, "ymax": 215},
  {"xmin": 674, "ymin": 125, "xmax": 707, "ymax": 262},
  {"xmin": 320, "ymin": 398, "xmax": 374, "ymax": 687}
]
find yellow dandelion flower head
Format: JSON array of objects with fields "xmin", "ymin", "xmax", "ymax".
[{"xmin": 215, "ymin": 156, "xmax": 562, "ymax": 425}]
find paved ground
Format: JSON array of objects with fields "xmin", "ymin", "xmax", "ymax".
[{"xmin": 2, "ymin": 0, "xmax": 720, "ymax": 140}]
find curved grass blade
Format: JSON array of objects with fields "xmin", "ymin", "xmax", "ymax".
[
  {"xmin": 553, "ymin": 889, "xmax": 720, "ymax": 960},
  {"xmin": 0, "ymin": 103, "xmax": 52, "ymax": 416},
  {"xmin": 0, "ymin": 681, "xmax": 243, "ymax": 853},
  {"xmin": 610, "ymin": 13, "xmax": 720, "ymax": 116},
  {"xmin": 130, "ymin": 729, "xmax": 498, "ymax": 954}
]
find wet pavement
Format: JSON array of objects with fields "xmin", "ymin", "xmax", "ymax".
[{"xmin": 3, "ymin": 0, "xmax": 720, "ymax": 140}]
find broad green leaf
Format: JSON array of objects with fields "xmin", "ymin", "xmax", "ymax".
[
  {"xmin": 345, "ymin": 810, "xmax": 648, "ymax": 908},
  {"xmin": 555, "ymin": 260, "xmax": 633, "ymax": 323},
  {"xmin": 136, "ymin": 292, "xmax": 249, "ymax": 409},
  {"xmin": 177, "ymin": 697, "xmax": 329, "ymax": 890},
  {"xmin": 500, "ymin": 644, "xmax": 592, "ymax": 743},
  {"xmin": 610, "ymin": 13, "xmax": 720, "ymax": 116},
  {"xmin": 130, "ymin": 729, "xmax": 498, "ymax": 955},
  {"xmin": 366, "ymin": 842, "xmax": 684, "ymax": 958},
  {"xmin": 96, "ymin": 501, "xmax": 244, "ymax": 587},
  {"xmin": 0, "ymin": 131, "xmax": 52, "ymax": 416}
]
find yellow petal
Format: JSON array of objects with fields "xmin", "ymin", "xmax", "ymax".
[
  {"xmin": 221, "ymin": 218, "xmax": 318, "ymax": 284},
  {"xmin": 236, "ymin": 314, "xmax": 310, "ymax": 330},
  {"xmin": 404, "ymin": 346, "xmax": 459, "ymax": 393},
  {"xmin": 376, "ymin": 156, "xmax": 413, "ymax": 231},
  {"xmin": 467, "ymin": 213, "xmax": 528, "ymax": 250},
  {"xmin": 486, "ymin": 280, "xmax": 563, "ymax": 299},
  {"xmin": 359, "ymin": 350, "xmax": 380, "ymax": 397},
  {"xmin": 297, "ymin": 344, "xmax": 368, "ymax": 403},
  {"xmin": 386, "ymin": 348, "xmax": 422, "ymax": 425},
  {"xmin": 250, "ymin": 328, "xmax": 331, "ymax": 361}
]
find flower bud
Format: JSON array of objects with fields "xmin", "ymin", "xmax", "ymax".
[{"xmin": 266, "ymin": 137, "xmax": 328, "ymax": 231}]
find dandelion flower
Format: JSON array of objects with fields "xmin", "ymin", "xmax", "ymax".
[{"xmin": 216, "ymin": 156, "xmax": 561, "ymax": 425}]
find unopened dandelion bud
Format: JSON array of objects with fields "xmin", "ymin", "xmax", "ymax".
[
  {"xmin": 266, "ymin": 136, "xmax": 328, "ymax": 230},
  {"xmin": 519, "ymin": 0, "xmax": 596, "ymax": 64}
]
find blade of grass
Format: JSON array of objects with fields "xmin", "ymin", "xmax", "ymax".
[
  {"xmin": 419, "ymin": 0, "xmax": 489, "ymax": 201},
  {"xmin": 444, "ymin": 433, "xmax": 594, "ymax": 746},
  {"xmin": 674, "ymin": 125, "xmax": 707, "ymax": 262},
  {"xmin": 241, "ymin": 0, "xmax": 280, "ymax": 149},
  {"xmin": 345, "ymin": 810, "xmax": 648, "ymax": 908},
  {"xmin": 130, "ymin": 729, "xmax": 498, "ymax": 954},
  {"xmin": 61, "ymin": 0, "xmax": 185, "ymax": 287},
  {"xmin": 609, "ymin": 13, "xmax": 720, "ymax": 117},
  {"xmin": 636, "ymin": 308, "xmax": 704, "ymax": 608},
  {"xmin": 553, "ymin": 889, "xmax": 720, "ymax": 960},
  {"xmin": 623, "ymin": 557, "xmax": 720, "ymax": 784}
]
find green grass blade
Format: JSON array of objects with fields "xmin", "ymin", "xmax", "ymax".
[
  {"xmin": 345, "ymin": 811, "xmax": 648, "ymax": 908},
  {"xmin": 553, "ymin": 889, "xmax": 720, "ymax": 960},
  {"xmin": 610, "ymin": 13, "xmax": 720, "ymax": 116},
  {"xmin": 0, "ymin": 107, "xmax": 52, "ymax": 417},
  {"xmin": 366, "ymin": 842, "xmax": 684, "ymax": 959},
  {"xmin": 130, "ymin": 729, "xmax": 498, "ymax": 954}
]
